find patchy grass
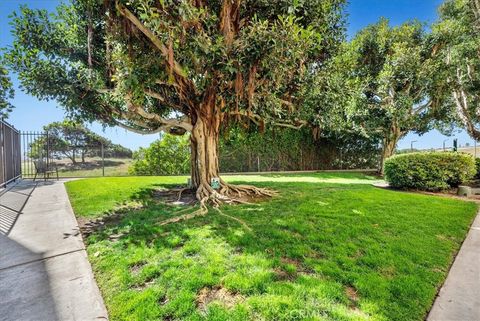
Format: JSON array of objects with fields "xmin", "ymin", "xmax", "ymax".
[{"xmin": 66, "ymin": 172, "xmax": 477, "ymax": 321}]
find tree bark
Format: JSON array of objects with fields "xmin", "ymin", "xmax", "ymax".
[
  {"xmin": 190, "ymin": 115, "xmax": 221, "ymax": 199},
  {"xmin": 453, "ymin": 88, "xmax": 480, "ymax": 141},
  {"xmin": 379, "ymin": 125, "xmax": 403, "ymax": 175},
  {"xmin": 379, "ymin": 138, "xmax": 396, "ymax": 174},
  {"xmin": 64, "ymin": 151, "xmax": 77, "ymax": 164},
  {"xmin": 188, "ymin": 96, "xmax": 274, "ymax": 206}
]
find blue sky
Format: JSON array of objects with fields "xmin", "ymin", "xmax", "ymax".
[{"xmin": 0, "ymin": 0, "xmax": 475, "ymax": 150}]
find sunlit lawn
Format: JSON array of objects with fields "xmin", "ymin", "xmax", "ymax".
[{"xmin": 66, "ymin": 172, "xmax": 477, "ymax": 321}]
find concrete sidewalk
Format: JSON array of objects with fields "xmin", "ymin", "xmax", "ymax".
[
  {"xmin": 428, "ymin": 212, "xmax": 480, "ymax": 321},
  {"xmin": 0, "ymin": 180, "xmax": 108, "ymax": 321}
]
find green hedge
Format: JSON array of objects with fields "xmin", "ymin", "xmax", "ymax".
[
  {"xmin": 384, "ymin": 152, "xmax": 475, "ymax": 191},
  {"xmin": 475, "ymin": 158, "xmax": 480, "ymax": 179}
]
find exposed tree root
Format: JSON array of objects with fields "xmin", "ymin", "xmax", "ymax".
[
  {"xmin": 213, "ymin": 208, "xmax": 252, "ymax": 232},
  {"xmin": 157, "ymin": 206, "xmax": 208, "ymax": 226},
  {"xmin": 220, "ymin": 182, "xmax": 276, "ymax": 199},
  {"xmin": 155, "ymin": 183, "xmax": 275, "ymax": 227},
  {"xmin": 173, "ymin": 187, "xmax": 192, "ymax": 202},
  {"xmin": 195, "ymin": 181, "xmax": 276, "ymax": 209}
]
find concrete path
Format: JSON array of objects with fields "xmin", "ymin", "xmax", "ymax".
[
  {"xmin": 428, "ymin": 212, "xmax": 480, "ymax": 321},
  {"xmin": 0, "ymin": 180, "xmax": 108, "ymax": 321}
]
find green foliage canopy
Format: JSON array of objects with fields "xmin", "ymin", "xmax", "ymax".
[
  {"xmin": 5, "ymin": 0, "xmax": 346, "ymax": 133},
  {"xmin": 430, "ymin": 0, "xmax": 480, "ymax": 140},
  {"xmin": 0, "ymin": 64, "xmax": 14, "ymax": 119},
  {"xmin": 342, "ymin": 19, "xmax": 440, "ymax": 167}
]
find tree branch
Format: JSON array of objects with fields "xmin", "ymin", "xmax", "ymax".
[
  {"xmin": 452, "ymin": 88, "xmax": 480, "ymax": 140},
  {"xmin": 272, "ymin": 120, "xmax": 307, "ymax": 130},
  {"xmin": 144, "ymin": 89, "xmax": 187, "ymax": 113},
  {"xmin": 228, "ymin": 110, "xmax": 261, "ymax": 125},
  {"xmin": 114, "ymin": 120, "xmax": 165, "ymax": 135},
  {"xmin": 413, "ymin": 100, "xmax": 431, "ymax": 114},
  {"xmin": 115, "ymin": 2, "xmax": 194, "ymax": 92},
  {"xmin": 124, "ymin": 94, "xmax": 192, "ymax": 132},
  {"xmin": 228, "ymin": 110, "xmax": 307, "ymax": 130}
]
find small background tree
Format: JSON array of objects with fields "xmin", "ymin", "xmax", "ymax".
[
  {"xmin": 43, "ymin": 121, "xmax": 109, "ymax": 164},
  {"xmin": 343, "ymin": 19, "xmax": 439, "ymax": 171},
  {"xmin": 28, "ymin": 121, "xmax": 133, "ymax": 166}
]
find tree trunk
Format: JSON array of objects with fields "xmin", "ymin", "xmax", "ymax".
[
  {"xmin": 453, "ymin": 89, "xmax": 480, "ymax": 141},
  {"xmin": 65, "ymin": 151, "xmax": 77, "ymax": 164},
  {"xmin": 187, "ymin": 97, "xmax": 274, "ymax": 206},
  {"xmin": 190, "ymin": 115, "xmax": 221, "ymax": 197},
  {"xmin": 379, "ymin": 138, "xmax": 396, "ymax": 174},
  {"xmin": 379, "ymin": 126, "xmax": 403, "ymax": 175}
]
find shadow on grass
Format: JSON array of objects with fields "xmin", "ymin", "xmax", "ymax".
[
  {"xmin": 82, "ymin": 178, "xmax": 478, "ymax": 321},
  {"xmin": 85, "ymin": 181, "xmax": 373, "ymax": 320},
  {"xmin": 81, "ymin": 179, "xmax": 374, "ymax": 241}
]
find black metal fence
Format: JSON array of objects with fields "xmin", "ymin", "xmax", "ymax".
[
  {"xmin": 0, "ymin": 120, "xmax": 21, "ymax": 188},
  {"xmin": 21, "ymin": 131, "xmax": 133, "ymax": 178}
]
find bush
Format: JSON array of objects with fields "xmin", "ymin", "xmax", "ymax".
[
  {"xmin": 384, "ymin": 152, "xmax": 475, "ymax": 191},
  {"xmin": 129, "ymin": 134, "xmax": 190, "ymax": 175},
  {"xmin": 475, "ymin": 158, "xmax": 480, "ymax": 179}
]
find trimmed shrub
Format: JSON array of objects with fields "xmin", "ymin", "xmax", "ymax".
[
  {"xmin": 475, "ymin": 158, "xmax": 480, "ymax": 179},
  {"xmin": 384, "ymin": 152, "xmax": 475, "ymax": 191}
]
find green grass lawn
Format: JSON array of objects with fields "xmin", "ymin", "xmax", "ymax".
[{"xmin": 66, "ymin": 172, "xmax": 477, "ymax": 321}]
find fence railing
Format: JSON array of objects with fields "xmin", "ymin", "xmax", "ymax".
[
  {"xmin": 20, "ymin": 130, "xmax": 133, "ymax": 178},
  {"xmin": 0, "ymin": 119, "xmax": 21, "ymax": 188}
]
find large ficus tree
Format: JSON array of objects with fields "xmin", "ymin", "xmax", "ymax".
[
  {"xmin": 6, "ymin": 0, "xmax": 345, "ymax": 204},
  {"xmin": 431, "ymin": 0, "xmax": 480, "ymax": 140},
  {"xmin": 344, "ymin": 19, "xmax": 438, "ymax": 171}
]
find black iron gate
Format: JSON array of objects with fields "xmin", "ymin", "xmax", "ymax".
[
  {"xmin": 21, "ymin": 131, "xmax": 51, "ymax": 178},
  {"xmin": 20, "ymin": 131, "xmax": 119, "ymax": 178},
  {"xmin": 0, "ymin": 120, "xmax": 21, "ymax": 187}
]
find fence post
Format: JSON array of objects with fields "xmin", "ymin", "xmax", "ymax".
[
  {"xmin": 46, "ymin": 130, "xmax": 50, "ymax": 170},
  {"xmin": 1, "ymin": 121, "xmax": 4, "ymax": 185},
  {"xmin": 101, "ymin": 142, "xmax": 105, "ymax": 176},
  {"xmin": 257, "ymin": 156, "xmax": 260, "ymax": 172},
  {"xmin": 0, "ymin": 120, "xmax": 21, "ymax": 187},
  {"xmin": 11, "ymin": 126, "xmax": 15, "ymax": 182}
]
